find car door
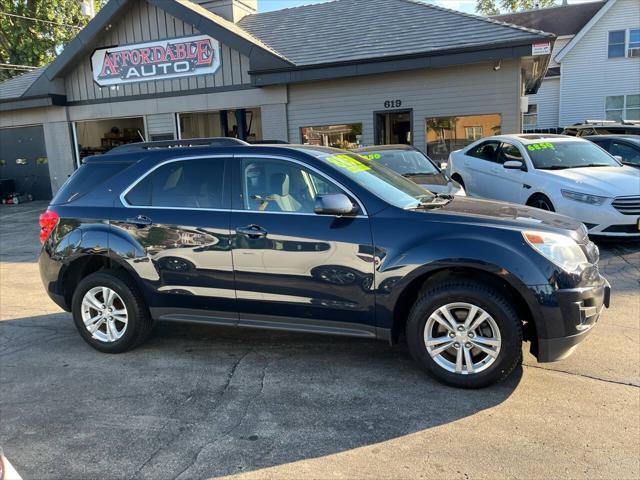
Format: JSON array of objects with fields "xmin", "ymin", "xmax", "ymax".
[
  {"xmin": 111, "ymin": 156, "xmax": 237, "ymax": 325},
  {"xmin": 460, "ymin": 140, "xmax": 502, "ymax": 198},
  {"xmin": 489, "ymin": 142, "xmax": 530, "ymax": 203},
  {"xmin": 230, "ymin": 155, "xmax": 377, "ymax": 337}
]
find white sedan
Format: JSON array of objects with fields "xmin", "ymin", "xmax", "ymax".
[{"xmin": 447, "ymin": 134, "xmax": 640, "ymax": 237}]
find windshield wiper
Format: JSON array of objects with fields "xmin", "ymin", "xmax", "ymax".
[
  {"xmin": 403, "ymin": 172, "xmax": 436, "ymax": 177},
  {"xmin": 537, "ymin": 166, "xmax": 570, "ymax": 170},
  {"xmin": 407, "ymin": 193, "xmax": 453, "ymax": 210},
  {"xmin": 572, "ymin": 163, "xmax": 615, "ymax": 168}
]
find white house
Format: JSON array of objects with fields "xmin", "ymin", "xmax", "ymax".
[{"xmin": 496, "ymin": 0, "xmax": 640, "ymax": 130}]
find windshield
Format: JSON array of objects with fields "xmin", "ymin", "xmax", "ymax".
[
  {"xmin": 358, "ymin": 149, "xmax": 439, "ymax": 175},
  {"xmin": 527, "ymin": 141, "xmax": 621, "ymax": 170},
  {"xmin": 317, "ymin": 152, "xmax": 435, "ymax": 209}
]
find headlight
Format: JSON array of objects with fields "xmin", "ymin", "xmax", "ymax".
[
  {"xmin": 561, "ymin": 189, "xmax": 608, "ymax": 205},
  {"xmin": 523, "ymin": 230, "xmax": 588, "ymax": 272}
]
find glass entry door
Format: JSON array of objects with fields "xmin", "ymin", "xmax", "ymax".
[{"xmin": 375, "ymin": 110, "xmax": 412, "ymax": 145}]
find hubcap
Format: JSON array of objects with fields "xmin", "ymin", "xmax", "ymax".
[
  {"xmin": 81, "ymin": 286, "xmax": 128, "ymax": 343},
  {"xmin": 424, "ymin": 302, "xmax": 501, "ymax": 375}
]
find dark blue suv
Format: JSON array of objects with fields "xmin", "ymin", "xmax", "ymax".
[{"xmin": 38, "ymin": 139, "xmax": 610, "ymax": 388}]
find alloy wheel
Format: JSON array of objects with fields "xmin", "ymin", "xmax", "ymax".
[
  {"xmin": 81, "ymin": 286, "xmax": 128, "ymax": 343},
  {"xmin": 424, "ymin": 302, "xmax": 501, "ymax": 375}
]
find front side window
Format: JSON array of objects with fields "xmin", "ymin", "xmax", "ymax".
[
  {"xmin": 300, "ymin": 124, "xmax": 362, "ymax": 149},
  {"xmin": 608, "ymin": 30, "xmax": 626, "ymax": 58},
  {"xmin": 468, "ymin": 141, "xmax": 501, "ymax": 163},
  {"xmin": 241, "ymin": 158, "xmax": 343, "ymax": 213},
  {"xmin": 526, "ymin": 141, "xmax": 620, "ymax": 170},
  {"xmin": 125, "ymin": 158, "xmax": 226, "ymax": 208},
  {"xmin": 610, "ymin": 141, "xmax": 640, "ymax": 165},
  {"xmin": 499, "ymin": 143, "xmax": 524, "ymax": 164},
  {"xmin": 523, "ymin": 104, "xmax": 538, "ymax": 129}
]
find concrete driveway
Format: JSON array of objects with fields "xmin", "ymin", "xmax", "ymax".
[{"xmin": 1, "ymin": 201, "xmax": 638, "ymax": 480}]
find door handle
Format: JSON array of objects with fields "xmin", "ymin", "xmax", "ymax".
[
  {"xmin": 125, "ymin": 215, "xmax": 153, "ymax": 227},
  {"xmin": 236, "ymin": 225, "xmax": 267, "ymax": 239}
]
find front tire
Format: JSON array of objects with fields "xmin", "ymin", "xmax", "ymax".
[
  {"xmin": 71, "ymin": 270, "xmax": 153, "ymax": 353},
  {"xmin": 527, "ymin": 193, "xmax": 555, "ymax": 212},
  {"xmin": 407, "ymin": 281, "xmax": 522, "ymax": 388}
]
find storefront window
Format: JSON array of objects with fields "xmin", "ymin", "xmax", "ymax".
[
  {"xmin": 425, "ymin": 114, "xmax": 501, "ymax": 162},
  {"xmin": 179, "ymin": 108, "xmax": 262, "ymax": 142},
  {"xmin": 75, "ymin": 117, "xmax": 145, "ymax": 161},
  {"xmin": 300, "ymin": 124, "xmax": 363, "ymax": 149}
]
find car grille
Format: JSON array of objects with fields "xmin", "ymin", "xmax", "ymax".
[{"xmin": 612, "ymin": 196, "xmax": 640, "ymax": 215}]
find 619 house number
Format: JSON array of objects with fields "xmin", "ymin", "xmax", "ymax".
[{"xmin": 384, "ymin": 100, "xmax": 402, "ymax": 108}]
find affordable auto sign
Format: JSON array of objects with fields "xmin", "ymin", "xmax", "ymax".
[{"xmin": 91, "ymin": 35, "xmax": 220, "ymax": 86}]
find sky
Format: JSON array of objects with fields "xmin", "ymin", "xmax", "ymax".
[{"xmin": 257, "ymin": 0, "xmax": 600, "ymax": 15}]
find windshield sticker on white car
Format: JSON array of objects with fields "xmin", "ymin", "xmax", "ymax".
[
  {"xmin": 362, "ymin": 153, "xmax": 382, "ymax": 160},
  {"xmin": 527, "ymin": 143, "xmax": 556, "ymax": 152},
  {"xmin": 326, "ymin": 154, "xmax": 371, "ymax": 173}
]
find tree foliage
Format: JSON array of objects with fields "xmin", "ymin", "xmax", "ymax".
[
  {"xmin": 476, "ymin": 0, "xmax": 558, "ymax": 15},
  {"xmin": 0, "ymin": 0, "xmax": 104, "ymax": 80}
]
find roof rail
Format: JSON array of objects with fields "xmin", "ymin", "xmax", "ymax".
[{"xmin": 107, "ymin": 137, "xmax": 249, "ymax": 154}]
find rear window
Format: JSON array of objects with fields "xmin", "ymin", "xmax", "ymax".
[{"xmin": 51, "ymin": 162, "xmax": 131, "ymax": 204}]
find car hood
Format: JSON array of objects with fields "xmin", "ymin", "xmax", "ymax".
[
  {"xmin": 536, "ymin": 166, "xmax": 640, "ymax": 196},
  {"xmin": 427, "ymin": 196, "xmax": 585, "ymax": 240},
  {"xmin": 404, "ymin": 172, "xmax": 465, "ymax": 196}
]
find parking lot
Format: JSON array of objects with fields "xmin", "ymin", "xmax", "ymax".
[{"xmin": 0, "ymin": 201, "xmax": 638, "ymax": 479}]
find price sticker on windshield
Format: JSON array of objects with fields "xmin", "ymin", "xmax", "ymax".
[
  {"xmin": 527, "ymin": 142, "xmax": 555, "ymax": 151},
  {"xmin": 326, "ymin": 154, "xmax": 371, "ymax": 173},
  {"xmin": 362, "ymin": 153, "xmax": 381, "ymax": 160}
]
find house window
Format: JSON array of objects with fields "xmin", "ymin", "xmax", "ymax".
[
  {"xmin": 464, "ymin": 126, "xmax": 483, "ymax": 140},
  {"xmin": 523, "ymin": 104, "xmax": 538, "ymax": 129},
  {"xmin": 629, "ymin": 28, "xmax": 640, "ymax": 57},
  {"xmin": 300, "ymin": 124, "xmax": 362, "ymax": 149},
  {"xmin": 608, "ymin": 29, "xmax": 640, "ymax": 58},
  {"xmin": 606, "ymin": 95, "xmax": 640, "ymax": 121},
  {"xmin": 608, "ymin": 30, "xmax": 626, "ymax": 57}
]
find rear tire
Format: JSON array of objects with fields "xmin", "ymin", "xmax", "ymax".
[
  {"xmin": 406, "ymin": 281, "xmax": 522, "ymax": 388},
  {"xmin": 527, "ymin": 193, "xmax": 555, "ymax": 212},
  {"xmin": 71, "ymin": 269, "xmax": 153, "ymax": 353}
]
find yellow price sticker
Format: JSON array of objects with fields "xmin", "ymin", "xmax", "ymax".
[
  {"xmin": 527, "ymin": 142, "xmax": 555, "ymax": 151},
  {"xmin": 363, "ymin": 153, "xmax": 381, "ymax": 160},
  {"xmin": 326, "ymin": 154, "xmax": 371, "ymax": 173}
]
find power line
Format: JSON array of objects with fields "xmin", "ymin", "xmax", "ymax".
[
  {"xmin": 0, "ymin": 63, "xmax": 39, "ymax": 71},
  {"xmin": 0, "ymin": 11, "xmax": 83, "ymax": 29}
]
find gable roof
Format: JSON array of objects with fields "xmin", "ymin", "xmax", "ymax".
[
  {"xmin": 0, "ymin": 67, "xmax": 46, "ymax": 101},
  {"xmin": 493, "ymin": 1, "xmax": 605, "ymax": 37},
  {"xmin": 555, "ymin": 0, "xmax": 618, "ymax": 61},
  {"xmin": 239, "ymin": 0, "xmax": 552, "ymax": 67}
]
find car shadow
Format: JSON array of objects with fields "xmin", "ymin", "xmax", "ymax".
[{"xmin": 0, "ymin": 313, "xmax": 522, "ymax": 479}]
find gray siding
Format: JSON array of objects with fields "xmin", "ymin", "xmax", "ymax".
[
  {"xmin": 64, "ymin": 0, "xmax": 251, "ymax": 103},
  {"xmin": 527, "ymin": 77, "xmax": 560, "ymax": 129},
  {"xmin": 287, "ymin": 60, "xmax": 522, "ymax": 151},
  {"xmin": 559, "ymin": 0, "xmax": 640, "ymax": 125}
]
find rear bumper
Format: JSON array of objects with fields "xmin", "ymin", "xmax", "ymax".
[{"xmin": 534, "ymin": 278, "xmax": 610, "ymax": 362}]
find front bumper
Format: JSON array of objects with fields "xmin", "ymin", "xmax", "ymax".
[
  {"xmin": 555, "ymin": 199, "xmax": 640, "ymax": 237},
  {"xmin": 533, "ymin": 278, "xmax": 611, "ymax": 362}
]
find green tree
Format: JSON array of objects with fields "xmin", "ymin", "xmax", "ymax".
[
  {"xmin": 0, "ymin": 0, "xmax": 104, "ymax": 80},
  {"xmin": 476, "ymin": 0, "xmax": 558, "ymax": 15}
]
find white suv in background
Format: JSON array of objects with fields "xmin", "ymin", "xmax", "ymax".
[{"xmin": 447, "ymin": 134, "xmax": 640, "ymax": 237}]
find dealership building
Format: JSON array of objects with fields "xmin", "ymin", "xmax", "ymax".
[{"xmin": 0, "ymin": 0, "xmax": 553, "ymax": 199}]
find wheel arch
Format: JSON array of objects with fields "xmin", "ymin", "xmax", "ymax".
[{"xmin": 390, "ymin": 266, "xmax": 538, "ymax": 350}]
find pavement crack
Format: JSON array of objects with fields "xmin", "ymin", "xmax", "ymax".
[{"xmin": 523, "ymin": 363, "xmax": 639, "ymax": 388}]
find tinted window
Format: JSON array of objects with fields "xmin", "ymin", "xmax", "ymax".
[
  {"xmin": 468, "ymin": 141, "xmax": 500, "ymax": 162},
  {"xmin": 52, "ymin": 161, "xmax": 132, "ymax": 205},
  {"xmin": 126, "ymin": 158, "xmax": 226, "ymax": 208},
  {"xmin": 526, "ymin": 141, "xmax": 621, "ymax": 170},
  {"xmin": 241, "ymin": 158, "xmax": 343, "ymax": 213},
  {"xmin": 610, "ymin": 141, "xmax": 640, "ymax": 165}
]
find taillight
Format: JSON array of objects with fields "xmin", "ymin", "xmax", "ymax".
[{"xmin": 39, "ymin": 209, "xmax": 60, "ymax": 244}]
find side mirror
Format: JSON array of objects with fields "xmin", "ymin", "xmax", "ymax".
[
  {"xmin": 503, "ymin": 160, "xmax": 524, "ymax": 170},
  {"xmin": 613, "ymin": 155, "xmax": 623, "ymax": 163},
  {"xmin": 314, "ymin": 193, "xmax": 358, "ymax": 216}
]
